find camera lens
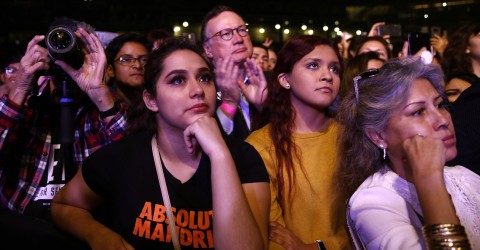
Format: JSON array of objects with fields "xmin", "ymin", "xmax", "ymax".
[
  {"xmin": 46, "ymin": 26, "xmax": 76, "ymax": 57},
  {"xmin": 50, "ymin": 30, "xmax": 72, "ymax": 50}
]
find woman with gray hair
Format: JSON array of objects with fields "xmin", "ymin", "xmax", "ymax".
[{"xmin": 337, "ymin": 57, "xmax": 479, "ymax": 249}]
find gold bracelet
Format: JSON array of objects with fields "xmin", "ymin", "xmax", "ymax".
[{"xmin": 422, "ymin": 224, "xmax": 471, "ymax": 250}]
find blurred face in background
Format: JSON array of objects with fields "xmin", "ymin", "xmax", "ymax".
[
  {"xmin": 110, "ymin": 41, "xmax": 149, "ymax": 87},
  {"xmin": 445, "ymin": 77, "xmax": 472, "ymax": 103},
  {"xmin": 357, "ymin": 40, "xmax": 389, "ymax": 60},
  {"xmin": 0, "ymin": 62, "xmax": 21, "ymax": 94},
  {"xmin": 252, "ymin": 46, "xmax": 269, "ymax": 71},
  {"xmin": 367, "ymin": 58, "xmax": 385, "ymax": 70},
  {"xmin": 268, "ymin": 49, "xmax": 277, "ymax": 71},
  {"xmin": 467, "ymin": 33, "xmax": 480, "ymax": 63}
]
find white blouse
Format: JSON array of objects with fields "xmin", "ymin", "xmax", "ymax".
[{"xmin": 347, "ymin": 165, "xmax": 480, "ymax": 250}]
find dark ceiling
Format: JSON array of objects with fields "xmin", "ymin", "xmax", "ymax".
[{"xmin": 2, "ymin": 0, "xmax": 480, "ymax": 51}]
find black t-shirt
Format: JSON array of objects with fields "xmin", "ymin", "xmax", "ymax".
[{"xmin": 82, "ymin": 131, "xmax": 268, "ymax": 249}]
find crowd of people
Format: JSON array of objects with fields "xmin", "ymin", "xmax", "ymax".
[{"xmin": 0, "ymin": 4, "xmax": 479, "ymax": 250}]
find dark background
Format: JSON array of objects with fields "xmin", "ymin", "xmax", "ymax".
[{"xmin": 2, "ymin": 0, "xmax": 480, "ymax": 53}]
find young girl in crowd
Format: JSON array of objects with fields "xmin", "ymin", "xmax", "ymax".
[
  {"xmin": 245, "ymin": 35, "xmax": 351, "ymax": 249},
  {"xmin": 51, "ymin": 38, "xmax": 270, "ymax": 250},
  {"xmin": 337, "ymin": 57, "xmax": 479, "ymax": 249}
]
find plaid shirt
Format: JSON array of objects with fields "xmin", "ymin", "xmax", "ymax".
[{"xmin": 0, "ymin": 94, "xmax": 128, "ymax": 213}]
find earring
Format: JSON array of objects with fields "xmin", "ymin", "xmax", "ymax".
[
  {"xmin": 379, "ymin": 144, "xmax": 387, "ymax": 160},
  {"xmin": 285, "ymin": 83, "xmax": 290, "ymax": 89}
]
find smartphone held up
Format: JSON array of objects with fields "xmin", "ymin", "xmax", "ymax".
[
  {"xmin": 408, "ymin": 33, "xmax": 433, "ymax": 64},
  {"xmin": 376, "ymin": 24, "xmax": 402, "ymax": 37}
]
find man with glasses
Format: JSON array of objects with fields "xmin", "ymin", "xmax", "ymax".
[
  {"xmin": 0, "ymin": 53, "xmax": 22, "ymax": 97},
  {"xmin": 105, "ymin": 33, "xmax": 151, "ymax": 106},
  {"xmin": 201, "ymin": 5, "xmax": 268, "ymax": 141}
]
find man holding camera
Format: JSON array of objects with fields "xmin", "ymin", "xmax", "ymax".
[{"xmin": 0, "ymin": 24, "xmax": 127, "ymax": 248}]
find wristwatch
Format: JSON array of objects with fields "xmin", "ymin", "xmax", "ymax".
[
  {"xmin": 99, "ymin": 101, "xmax": 120, "ymax": 119},
  {"xmin": 316, "ymin": 240, "xmax": 326, "ymax": 250}
]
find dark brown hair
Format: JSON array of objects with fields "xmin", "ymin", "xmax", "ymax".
[{"xmin": 267, "ymin": 35, "xmax": 343, "ymax": 209}]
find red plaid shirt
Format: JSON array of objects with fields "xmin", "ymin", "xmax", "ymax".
[{"xmin": 0, "ymin": 94, "xmax": 128, "ymax": 213}]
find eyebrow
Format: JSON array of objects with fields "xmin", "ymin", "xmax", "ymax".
[
  {"xmin": 196, "ymin": 67, "xmax": 211, "ymax": 75},
  {"xmin": 405, "ymin": 95, "xmax": 443, "ymax": 107},
  {"xmin": 165, "ymin": 69, "xmax": 187, "ymax": 78},
  {"xmin": 117, "ymin": 53, "xmax": 149, "ymax": 57},
  {"xmin": 165, "ymin": 67, "xmax": 211, "ymax": 78},
  {"xmin": 303, "ymin": 57, "xmax": 340, "ymax": 66},
  {"xmin": 213, "ymin": 24, "xmax": 246, "ymax": 33}
]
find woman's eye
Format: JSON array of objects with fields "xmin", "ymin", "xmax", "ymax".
[
  {"xmin": 169, "ymin": 76, "xmax": 185, "ymax": 85},
  {"xmin": 199, "ymin": 73, "xmax": 213, "ymax": 82},
  {"xmin": 330, "ymin": 65, "xmax": 340, "ymax": 74},
  {"xmin": 411, "ymin": 108, "xmax": 425, "ymax": 116},
  {"xmin": 437, "ymin": 101, "xmax": 448, "ymax": 110},
  {"xmin": 445, "ymin": 90, "xmax": 459, "ymax": 97},
  {"xmin": 307, "ymin": 63, "xmax": 318, "ymax": 69}
]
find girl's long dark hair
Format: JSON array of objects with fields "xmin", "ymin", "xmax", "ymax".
[{"xmin": 267, "ymin": 35, "xmax": 343, "ymax": 210}]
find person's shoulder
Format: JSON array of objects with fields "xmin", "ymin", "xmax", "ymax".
[
  {"xmin": 444, "ymin": 165, "xmax": 480, "ymax": 180},
  {"xmin": 89, "ymin": 131, "xmax": 153, "ymax": 159},
  {"xmin": 228, "ymin": 139, "xmax": 269, "ymax": 184},
  {"xmin": 226, "ymin": 134, "xmax": 260, "ymax": 158},
  {"xmin": 349, "ymin": 169, "xmax": 406, "ymax": 206},
  {"xmin": 245, "ymin": 124, "xmax": 271, "ymax": 143}
]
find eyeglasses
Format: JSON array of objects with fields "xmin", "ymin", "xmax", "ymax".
[
  {"xmin": 4, "ymin": 65, "xmax": 18, "ymax": 75},
  {"xmin": 353, "ymin": 68, "xmax": 380, "ymax": 104},
  {"xmin": 205, "ymin": 25, "xmax": 249, "ymax": 42},
  {"xmin": 114, "ymin": 55, "xmax": 148, "ymax": 66}
]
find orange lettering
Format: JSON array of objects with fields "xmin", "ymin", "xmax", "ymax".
[
  {"xmin": 207, "ymin": 229, "xmax": 214, "ymax": 248},
  {"xmin": 133, "ymin": 218, "xmax": 151, "ymax": 238},
  {"xmin": 197, "ymin": 210, "xmax": 212, "ymax": 230},
  {"xmin": 153, "ymin": 203, "xmax": 166, "ymax": 222},
  {"xmin": 176, "ymin": 209, "xmax": 188, "ymax": 227},
  {"xmin": 180, "ymin": 227, "xmax": 193, "ymax": 246},
  {"xmin": 188, "ymin": 210, "xmax": 197, "ymax": 229},
  {"xmin": 138, "ymin": 202, "xmax": 153, "ymax": 220},
  {"xmin": 150, "ymin": 222, "xmax": 166, "ymax": 241},
  {"xmin": 192, "ymin": 229, "xmax": 208, "ymax": 248}
]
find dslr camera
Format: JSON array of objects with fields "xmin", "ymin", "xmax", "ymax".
[{"xmin": 44, "ymin": 17, "xmax": 95, "ymax": 74}]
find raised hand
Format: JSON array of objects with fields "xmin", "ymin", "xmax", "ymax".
[
  {"xmin": 367, "ymin": 22, "xmax": 392, "ymax": 41},
  {"xmin": 430, "ymin": 32, "xmax": 448, "ymax": 58},
  {"xmin": 242, "ymin": 58, "xmax": 268, "ymax": 111},
  {"xmin": 55, "ymin": 28, "xmax": 114, "ymax": 111},
  {"xmin": 263, "ymin": 37, "xmax": 273, "ymax": 48},
  {"xmin": 9, "ymin": 35, "xmax": 50, "ymax": 105},
  {"xmin": 213, "ymin": 56, "xmax": 242, "ymax": 106}
]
